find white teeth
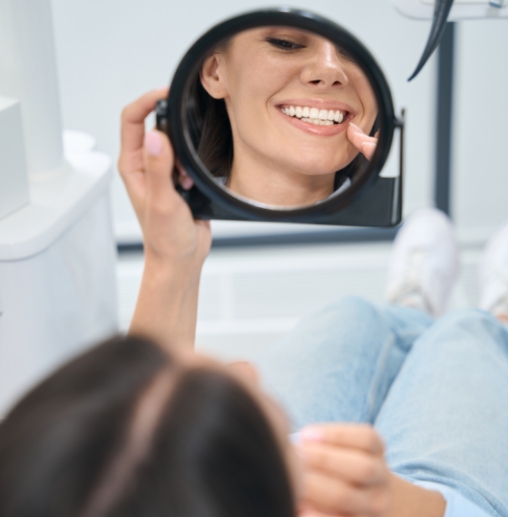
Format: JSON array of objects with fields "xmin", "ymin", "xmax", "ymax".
[
  {"xmin": 281, "ymin": 105, "xmax": 346, "ymax": 125},
  {"xmin": 318, "ymin": 109, "xmax": 328, "ymax": 120},
  {"xmin": 300, "ymin": 117, "xmax": 333, "ymax": 126},
  {"xmin": 309, "ymin": 108, "xmax": 319, "ymax": 119}
]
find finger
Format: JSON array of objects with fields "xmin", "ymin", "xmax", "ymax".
[
  {"xmin": 143, "ymin": 129, "xmax": 181, "ymax": 210},
  {"xmin": 346, "ymin": 124, "xmax": 378, "ymax": 158},
  {"xmin": 361, "ymin": 142, "xmax": 377, "ymax": 161},
  {"xmin": 298, "ymin": 443, "xmax": 387, "ymax": 486},
  {"xmin": 302, "ymin": 471, "xmax": 371, "ymax": 515},
  {"xmin": 347, "ymin": 123, "xmax": 377, "ymax": 143},
  {"xmin": 121, "ymin": 87, "xmax": 169, "ymax": 154},
  {"xmin": 298, "ymin": 509, "xmax": 350, "ymax": 517},
  {"xmin": 176, "ymin": 163, "xmax": 194, "ymax": 190},
  {"xmin": 301, "ymin": 424, "xmax": 385, "ymax": 456}
]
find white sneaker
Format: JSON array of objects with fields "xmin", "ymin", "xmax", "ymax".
[
  {"xmin": 385, "ymin": 208, "xmax": 459, "ymax": 316},
  {"xmin": 478, "ymin": 222, "xmax": 508, "ymax": 318}
]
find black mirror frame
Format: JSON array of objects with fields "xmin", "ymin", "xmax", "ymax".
[{"xmin": 158, "ymin": 7, "xmax": 404, "ymax": 227}]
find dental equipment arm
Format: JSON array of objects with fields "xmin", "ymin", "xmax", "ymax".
[{"xmin": 408, "ymin": 0, "xmax": 454, "ymax": 80}]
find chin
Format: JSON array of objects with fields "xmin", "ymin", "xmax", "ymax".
[{"xmin": 292, "ymin": 160, "xmax": 353, "ymax": 177}]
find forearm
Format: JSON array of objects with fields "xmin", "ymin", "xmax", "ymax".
[
  {"xmin": 129, "ymin": 256, "xmax": 201, "ymax": 351},
  {"xmin": 389, "ymin": 473, "xmax": 446, "ymax": 517}
]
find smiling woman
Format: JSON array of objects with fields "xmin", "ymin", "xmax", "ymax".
[
  {"xmin": 160, "ymin": 8, "xmax": 402, "ymax": 227},
  {"xmin": 193, "ymin": 26, "xmax": 379, "ymax": 207}
]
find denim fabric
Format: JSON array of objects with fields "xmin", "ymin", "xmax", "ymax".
[{"xmin": 255, "ymin": 296, "xmax": 508, "ymax": 517}]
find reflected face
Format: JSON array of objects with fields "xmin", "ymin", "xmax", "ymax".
[{"xmin": 199, "ymin": 26, "xmax": 378, "ymax": 206}]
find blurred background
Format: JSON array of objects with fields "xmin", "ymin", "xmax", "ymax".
[{"xmin": 0, "ymin": 0, "xmax": 507, "ymax": 413}]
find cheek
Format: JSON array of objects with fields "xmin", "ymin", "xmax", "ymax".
[
  {"xmin": 358, "ymin": 81, "xmax": 378, "ymax": 122},
  {"xmin": 229, "ymin": 56, "xmax": 296, "ymax": 116}
]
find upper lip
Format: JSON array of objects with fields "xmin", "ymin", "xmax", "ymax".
[{"xmin": 275, "ymin": 98, "xmax": 357, "ymax": 116}]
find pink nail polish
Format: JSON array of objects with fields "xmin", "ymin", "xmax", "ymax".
[
  {"xmin": 301, "ymin": 427, "xmax": 323, "ymax": 442},
  {"xmin": 145, "ymin": 130, "xmax": 162, "ymax": 156},
  {"xmin": 349, "ymin": 122, "xmax": 363, "ymax": 132}
]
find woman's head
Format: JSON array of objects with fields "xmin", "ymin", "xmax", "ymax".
[
  {"xmin": 0, "ymin": 335, "xmax": 296, "ymax": 517},
  {"xmin": 194, "ymin": 26, "xmax": 378, "ymax": 205}
]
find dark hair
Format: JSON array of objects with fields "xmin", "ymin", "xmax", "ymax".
[
  {"xmin": 0, "ymin": 335, "xmax": 295, "ymax": 517},
  {"xmin": 186, "ymin": 64, "xmax": 378, "ymax": 189}
]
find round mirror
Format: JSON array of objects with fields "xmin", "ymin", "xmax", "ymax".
[{"xmin": 160, "ymin": 8, "xmax": 402, "ymax": 226}]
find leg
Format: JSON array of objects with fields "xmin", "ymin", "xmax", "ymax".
[
  {"xmin": 256, "ymin": 208, "xmax": 457, "ymax": 431},
  {"xmin": 375, "ymin": 309, "xmax": 508, "ymax": 516},
  {"xmin": 255, "ymin": 296, "xmax": 432, "ymax": 430}
]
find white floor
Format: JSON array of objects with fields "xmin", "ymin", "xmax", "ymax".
[{"xmin": 117, "ymin": 240, "xmax": 484, "ymax": 363}]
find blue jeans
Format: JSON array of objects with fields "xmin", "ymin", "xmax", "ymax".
[{"xmin": 255, "ymin": 296, "xmax": 508, "ymax": 517}]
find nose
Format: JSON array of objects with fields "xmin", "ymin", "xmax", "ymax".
[{"xmin": 300, "ymin": 41, "xmax": 348, "ymax": 88}]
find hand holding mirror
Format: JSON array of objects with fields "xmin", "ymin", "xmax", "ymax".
[{"xmin": 157, "ymin": 8, "xmax": 404, "ymax": 227}]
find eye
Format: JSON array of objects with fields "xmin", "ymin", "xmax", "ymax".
[{"xmin": 265, "ymin": 37, "xmax": 305, "ymax": 51}]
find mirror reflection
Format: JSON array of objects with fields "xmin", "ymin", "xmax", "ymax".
[{"xmin": 184, "ymin": 26, "xmax": 379, "ymax": 208}]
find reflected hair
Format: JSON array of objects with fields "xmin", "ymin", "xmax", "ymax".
[
  {"xmin": 0, "ymin": 335, "xmax": 295, "ymax": 517},
  {"xmin": 186, "ymin": 47, "xmax": 379, "ymax": 190}
]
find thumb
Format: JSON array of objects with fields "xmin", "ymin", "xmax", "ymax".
[{"xmin": 143, "ymin": 129, "xmax": 179, "ymax": 206}]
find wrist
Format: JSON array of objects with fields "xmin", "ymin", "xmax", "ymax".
[
  {"xmin": 388, "ymin": 473, "xmax": 446, "ymax": 517},
  {"xmin": 143, "ymin": 251, "xmax": 203, "ymax": 290},
  {"xmin": 129, "ymin": 254, "xmax": 202, "ymax": 350}
]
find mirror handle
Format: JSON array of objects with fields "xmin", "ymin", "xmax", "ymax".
[
  {"xmin": 391, "ymin": 109, "xmax": 405, "ymax": 225},
  {"xmin": 155, "ymin": 98, "xmax": 169, "ymax": 133}
]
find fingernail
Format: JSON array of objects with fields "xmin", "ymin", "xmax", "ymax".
[
  {"xmin": 289, "ymin": 432, "xmax": 301, "ymax": 445},
  {"xmin": 145, "ymin": 130, "xmax": 162, "ymax": 156},
  {"xmin": 181, "ymin": 176, "xmax": 194, "ymax": 190},
  {"xmin": 349, "ymin": 122, "xmax": 363, "ymax": 132},
  {"xmin": 301, "ymin": 427, "xmax": 323, "ymax": 442},
  {"xmin": 362, "ymin": 142, "xmax": 376, "ymax": 149}
]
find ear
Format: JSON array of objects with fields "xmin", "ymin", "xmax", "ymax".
[{"xmin": 200, "ymin": 53, "xmax": 228, "ymax": 99}]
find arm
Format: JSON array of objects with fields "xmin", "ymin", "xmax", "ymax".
[
  {"xmin": 118, "ymin": 89, "xmax": 211, "ymax": 350},
  {"xmin": 296, "ymin": 424, "xmax": 445, "ymax": 517}
]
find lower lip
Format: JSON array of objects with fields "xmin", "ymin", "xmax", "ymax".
[{"xmin": 276, "ymin": 108, "xmax": 350, "ymax": 137}]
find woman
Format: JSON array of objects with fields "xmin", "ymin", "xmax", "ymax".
[
  {"xmin": 1, "ymin": 89, "xmax": 507, "ymax": 517},
  {"xmin": 191, "ymin": 26, "xmax": 379, "ymax": 206},
  {"xmin": 109, "ymin": 89, "xmax": 508, "ymax": 516}
]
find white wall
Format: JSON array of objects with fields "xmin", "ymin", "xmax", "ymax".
[
  {"xmin": 453, "ymin": 19, "xmax": 508, "ymax": 243},
  {"xmin": 50, "ymin": 0, "xmax": 436, "ymax": 242}
]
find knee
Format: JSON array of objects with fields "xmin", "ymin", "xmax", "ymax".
[
  {"xmin": 333, "ymin": 295, "xmax": 379, "ymax": 319},
  {"xmin": 438, "ymin": 308, "xmax": 498, "ymax": 331},
  {"xmin": 424, "ymin": 308, "xmax": 506, "ymax": 350},
  {"xmin": 323, "ymin": 296, "xmax": 382, "ymax": 331}
]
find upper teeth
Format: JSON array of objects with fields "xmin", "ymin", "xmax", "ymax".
[{"xmin": 281, "ymin": 105, "xmax": 345, "ymax": 125}]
